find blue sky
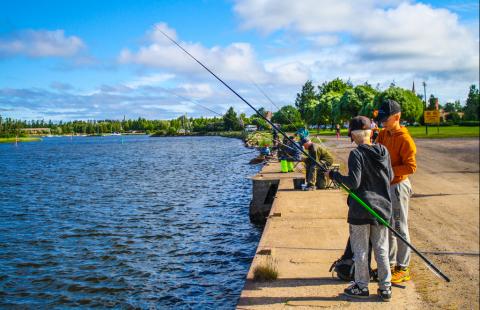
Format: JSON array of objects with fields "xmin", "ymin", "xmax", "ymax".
[{"xmin": 0, "ymin": 0, "xmax": 478, "ymax": 121}]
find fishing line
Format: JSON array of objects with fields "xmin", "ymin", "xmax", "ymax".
[
  {"xmin": 157, "ymin": 86, "xmax": 224, "ymax": 117},
  {"xmin": 248, "ymin": 78, "xmax": 299, "ymax": 131}
]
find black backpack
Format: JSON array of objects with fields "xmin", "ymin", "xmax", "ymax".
[
  {"xmin": 329, "ymin": 257, "xmax": 379, "ymax": 282},
  {"xmin": 329, "ymin": 257, "xmax": 355, "ymax": 281}
]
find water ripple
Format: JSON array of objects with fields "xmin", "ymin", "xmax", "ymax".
[{"xmin": 0, "ymin": 135, "xmax": 262, "ymax": 308}]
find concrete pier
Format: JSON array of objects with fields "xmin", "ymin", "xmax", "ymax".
[{"xmin": 238, "ymin": 162, "xmax": 422, "ymax": 309}]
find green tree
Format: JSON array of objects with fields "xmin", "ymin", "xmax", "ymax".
[
  {"xmin": 316, "ymin": 78, "xmax": 353, "ymax": 127},
  {"xmin": 444, "ymin": 102, "xmax": 456, "ymax": 112},
  {"xmin": 454, "ymin": 100, "xmax": 462, "ymax": 112},
  {"xmin": 223, "ymin": 106, "xmax": 240, "ymax": 131},
  {"xmin": 464, "ymin": 84, "xmax": 479, "ymax": 121},
  {"xmin": 338, "ymin": 88, "xmax": 363, "ymax": 121},
  {"xmin": 318, "ymin": 78, "xmax": 350, "ymax": 96},
  {"xmin": 355, "ymin": 84, "xmax": 378, "ymax": 118},
  {"xmin": 295, "ymin": 80, "xmax": 317, "ymax": 124},
  {"xmin": 374, "ymin": 86, "xmax": 424, "ymax": 123},
  {"xmin": 272, "ymin": 105, "xmax": 302, "ymax": 125},
  {"xmin": 315, "ymin": 91, "xmax": 342, "ymax": 127},
  {"xmin": 427, "ymin": 95, "xmax": 440, "ymax": 110}
]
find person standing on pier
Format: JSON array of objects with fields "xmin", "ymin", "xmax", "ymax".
[
  {"xmin": 327, "ymin": 116, "xmax": 393, "ymax": 301},
  {"xmin": 302, "ymin": 138, "xmax": 333, "ymax": 190},
  {"xmin": 375, "ymin": 99, "xmax": 416, "ymax": 284}
]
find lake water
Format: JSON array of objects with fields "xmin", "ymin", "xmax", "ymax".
[{"xmin": 0, "ymin": 135, "xmax": 262, "ymax": 309}]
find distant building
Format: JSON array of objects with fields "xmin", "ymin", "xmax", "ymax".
[
  {"xmin": 177, "ymin": 128, "xmax": 190, "ymax": 134},
  {"xmin": 265, "ymin": 111, "xmax": 273, "ymax": 121},
  {"xmin": 244, "ymin": 125, "xmax": 257, "ymax": 132},
  {"xmin": 20, "ymin": 128, "xmax": 51, "ymax": 135}
]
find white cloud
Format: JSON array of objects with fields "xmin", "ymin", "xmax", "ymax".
[
  {"xmin": 0, "ymin": 29, "xmax": 85, "ymax": 58},
  {"xmin": 125, "ymin": 73, "xmax": 175, "ymax": 89},
  {"xmin": 178, "ymin": 83, "xmax": 213, "ymax": 99},
  {"xmin": 307, "ymin": 35, "xmax": 340, "ymax": 47},
  {"xmin": 118, "ymin": 22, "xmax": 302, "ymax": 85},
  {"xmin": 234, "ymin": 0, "xmax": 479, "ymax": 99}
]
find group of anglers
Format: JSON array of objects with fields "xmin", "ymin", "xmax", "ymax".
[
  {"xmin": 265, "ymin": 99, "xmax": 417, "ymax": 302},
  {"xmin": 155, "ymin": 30, "xmax": 429, "ymax": 303}
]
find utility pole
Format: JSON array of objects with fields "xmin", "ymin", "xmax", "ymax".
[{"xmin": 423, "ymin": 81, "xmax": 428, "ymax": 135}]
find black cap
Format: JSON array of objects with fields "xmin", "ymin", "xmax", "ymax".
[
  {"xmin": 348, "ymin": 116, "xmax": 371, "ymax": 138},
  {"xmin": 376, "ymin": 99, "xmax": 401, "ymax": 122},
  {"xmin": 349, "ymin": 116, "xmax": 371, "ymax": 132}
]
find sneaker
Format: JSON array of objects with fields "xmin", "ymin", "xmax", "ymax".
[
  {"xmin": 377, "ymin": 287, "xmax": 392, "ymax": 302},
  {"xmin": 371, "ymin": 266, "xmax": 396, "ymax": 282},
  {"xmin": 344, "ymin": 283, "xmax": 369, "ymax": 299},
  {"xmin": 391, "ymin": 267, "xmax": 410, "ymax": 283}
]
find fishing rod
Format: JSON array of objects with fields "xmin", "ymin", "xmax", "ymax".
[{"xmin": 159, "ymin": 30, "xmax": 450, "ymax": 283}]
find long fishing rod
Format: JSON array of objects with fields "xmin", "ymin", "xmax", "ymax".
[{"xmin": 159, "ymin": 30, "xmax": 450, "ymax": 283}]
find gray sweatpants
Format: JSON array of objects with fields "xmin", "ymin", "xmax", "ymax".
[
  {"xmin": 389, "ymin": 178, "xmax": 413, "ymax": 268},
  {"xmin": 349, "ymin": 224, "xmax": 391, "ymax": 290}
]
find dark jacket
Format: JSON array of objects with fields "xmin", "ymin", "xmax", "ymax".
[
  {"xmin": 285, "ymin": 141, "xmax": 302, "ymax": 161},
  {"xmin": 330, "ymin": 143, "xmax": 393, "ymax": 225},
  {"xmin": 306, "ymin": 143, "xmax": 334, "ymax": 168}
]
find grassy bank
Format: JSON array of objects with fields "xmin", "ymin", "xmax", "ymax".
[
  {"xmin": 0, "ymin": 137, "xmax": 42, "ymax": 143},
  {"xmin": 314, "ymin": 126, "xmax": 479, "ymax": 139},
  {"xmin": 406, "ymin": 126, "xmax": 479, "ymax": 138}
]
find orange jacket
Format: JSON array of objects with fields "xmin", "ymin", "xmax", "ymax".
[{"xmin": 377, "ymin": 126, "xmax": 416, "ymax": 184}]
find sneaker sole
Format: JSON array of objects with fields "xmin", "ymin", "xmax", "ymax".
[
  {"xmin": 391, "ymin": 276, "xmax": 411, "ymax": 283},
  {"xmin": 343, "ymin": 292, "xmax": 370, "ymax": 299}
]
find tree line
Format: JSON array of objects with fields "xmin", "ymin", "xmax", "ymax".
[
  {"xmin": 1, "ymin": 80, "xmax": 478, "ymax": 137},
  {"xmin": 293, "ymin": 79, "xmax": 479, "ymax": 129}
]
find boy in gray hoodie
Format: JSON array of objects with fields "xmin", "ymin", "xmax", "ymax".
[{"xmin": 328, "ymin": 116, "xmax": 393, "ymax": 301}]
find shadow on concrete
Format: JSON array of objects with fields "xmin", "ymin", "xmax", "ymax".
[
  {"xmin": 238, "ymin": 277, "xmax": 392, "ymax": 306},
  {"xmin": 244, "ymin": 277, "xmax": 342, "ymax": 289},
  {"xmin": 238, "ymin": 292, "xmax": 386, "ymax": 306}
]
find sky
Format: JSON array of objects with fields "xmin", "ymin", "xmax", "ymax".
[{"xmin": 0, "ymin": 0, "xmax": 478, "ymax": 121}]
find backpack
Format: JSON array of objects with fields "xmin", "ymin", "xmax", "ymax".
[
  {"xmin": 329, "ymin": 257, "xmax": 355, "ymax": 281},
  {"xmin": 329, "ymin": 257, "xmax": 379, "ymax": 282}
]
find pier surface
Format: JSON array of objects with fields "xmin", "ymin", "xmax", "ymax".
[
  {"xmin": 239, "ymin": 136, "xmax": 480, "ymax": 309},
  {"xmin": 237, "ymin": 161, "xmax": 423, "ymax": 309}
]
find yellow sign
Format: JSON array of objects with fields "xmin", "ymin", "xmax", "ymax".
[{"xmin": 424, "ymin": 110, "xmax": 440, "ymax": 124}]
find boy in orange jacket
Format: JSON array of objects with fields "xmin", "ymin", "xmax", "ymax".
[{"xmin": 375, "ymin": 99, "xmax": 416, "ymax": 283}]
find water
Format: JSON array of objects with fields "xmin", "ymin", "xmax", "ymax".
[{"xmin": 0, "ymin": 135, "xmax": 262, "ymax": 309}]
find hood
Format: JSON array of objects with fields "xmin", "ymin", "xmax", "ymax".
[
  {"xmin": 384, "ymin": 126, "xmax": 410, "ymax": 137},
  {"xmin": 358, "ymin": 143, "xmax": 389, "ymax": 163}
]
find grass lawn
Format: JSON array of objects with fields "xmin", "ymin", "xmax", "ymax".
[
  {"xmin": 0, "ymin": 137, "xmax": 42, "ymax": 143},
  {"xmin": 406, "ymin": 126, "xmax": 479, "ymax": 138},
  {"xmin": 313, "ymin": 126, "xmax": 479, "ymax": 139}
]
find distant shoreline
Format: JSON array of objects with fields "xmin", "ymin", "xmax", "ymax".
[{"xmin": 0, "ymin": 137, "xmax": 42, "ymax": 143}]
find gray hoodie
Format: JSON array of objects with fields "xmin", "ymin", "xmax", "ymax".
[{"xmin": 330, "ymin": 143, "xmax": 393, "ymax": 225}]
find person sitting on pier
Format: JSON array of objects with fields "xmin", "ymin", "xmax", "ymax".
[
  {"xmin": 326, "ymin": 116, "xmax": 394, "ymax": 301},
  {"xmin": 301, "ymin": 138, "xmax": 333, "ymax": 190}
]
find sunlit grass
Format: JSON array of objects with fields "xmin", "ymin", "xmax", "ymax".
[
  {"xmin": 0, "ymin": 137, "xmax": 42, "ymax": 143},
  {"xmin": 253, "ymin": 256, "xmax": 278, "ymax": 281}
]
